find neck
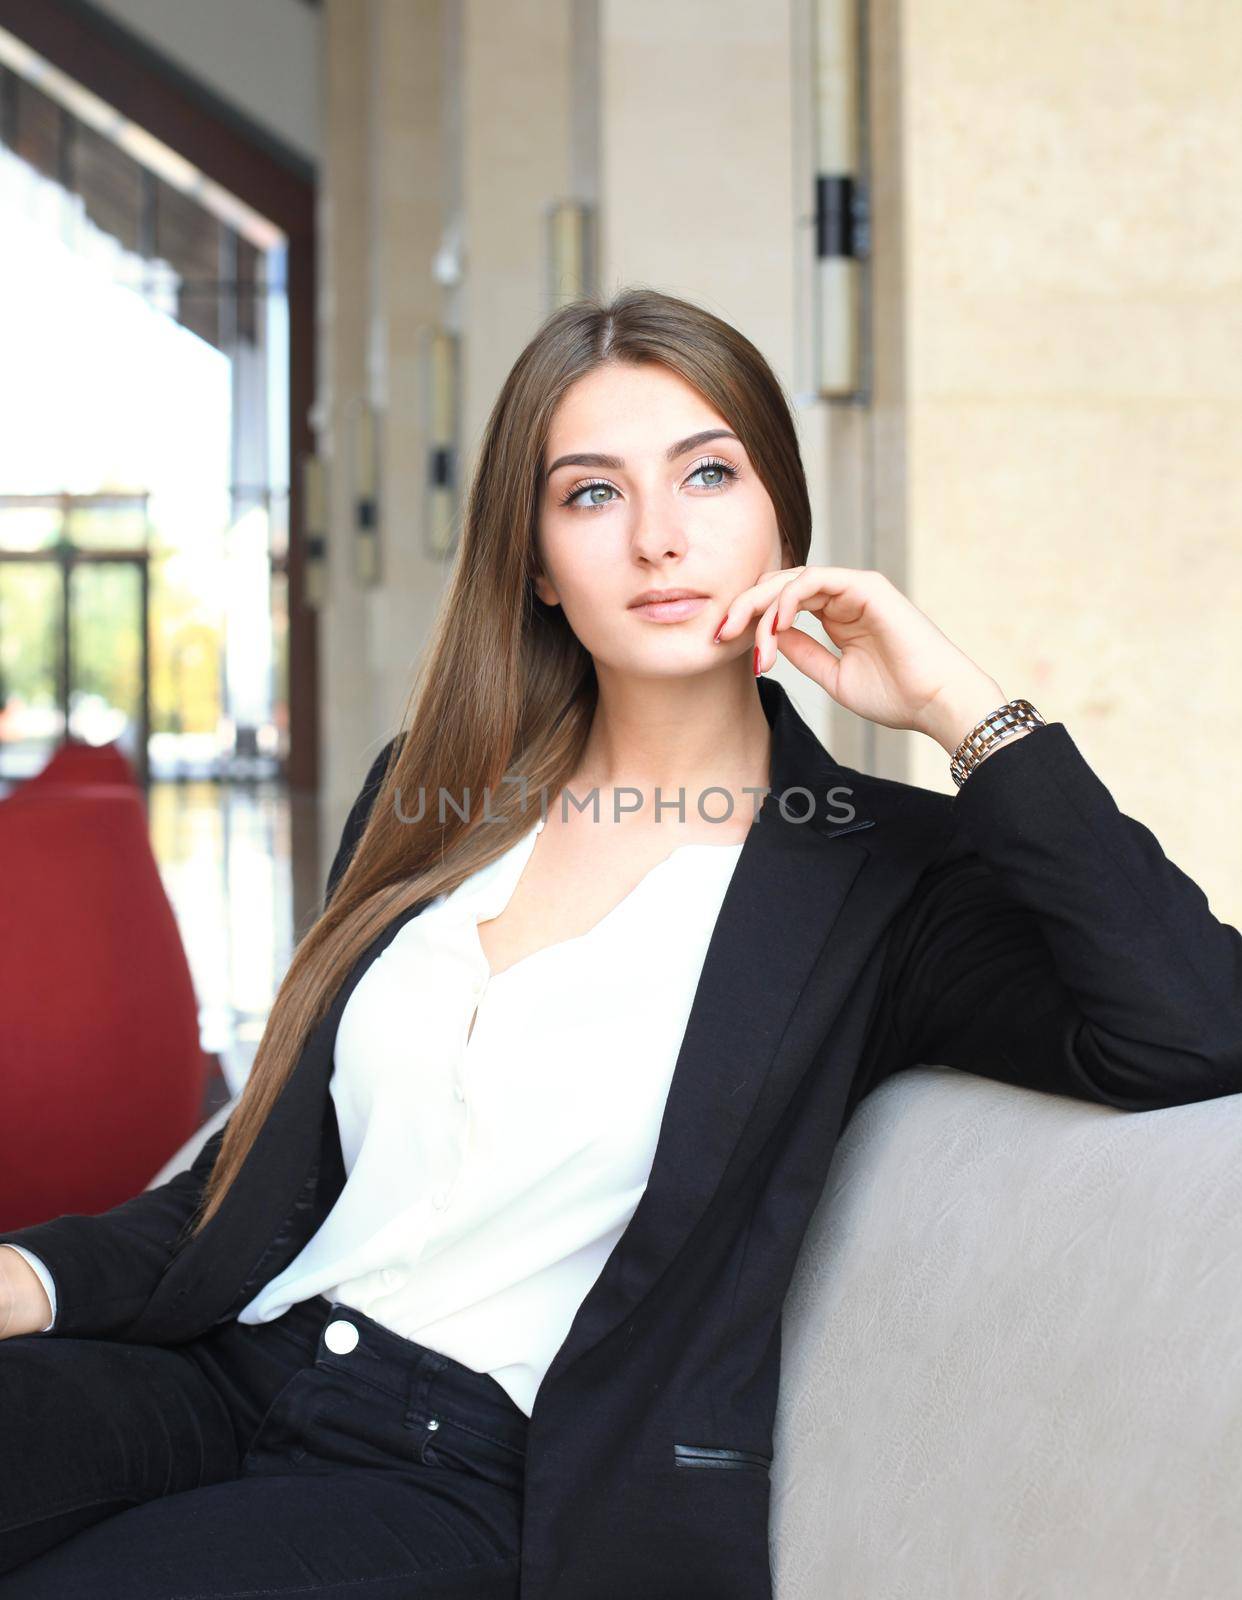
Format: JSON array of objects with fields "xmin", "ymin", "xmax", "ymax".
[{"xmin": 570, "ymin": 665, "xmax": 774, "ymax": 821}]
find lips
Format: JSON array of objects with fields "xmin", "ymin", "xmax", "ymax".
[
  {"xmin": 628, "ymin": 594, "xmax": 711, "ymax": 623},
  {"xmin": 627, "ymin": 589, "xmax": 709, "ymax": 608}
]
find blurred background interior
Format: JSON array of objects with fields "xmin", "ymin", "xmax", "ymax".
[{"xmin": 0, "ymin": 0, "xmax": 1238, "ymax": 1221}]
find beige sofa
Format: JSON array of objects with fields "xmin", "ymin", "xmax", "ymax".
[
  {"xmin": 151, "ymin": 1067, "xmax": 1242, "ymax": 1599},
  {"xmin": 776, "ymin": 1065, "xmax": 1242, "ymax": 1599}
]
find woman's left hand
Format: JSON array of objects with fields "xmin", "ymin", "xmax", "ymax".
[{"xmin": 716, "ymin": 564, "xmax": 1013, "ymax": 755}]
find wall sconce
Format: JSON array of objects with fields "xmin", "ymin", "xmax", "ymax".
[
  {"xmin": 421, "ymin": 326, "xmax": 460, "ymax": 558},
  {"xmin": 545, "ymin": 199, "xmax": 595, "ymax": 309},
  {"xmin": 813, "ymin": 0, "xmax": 870, "ymax": 400},
  {"xmin": 301, "ymin": 453, "xmax": 327, "ymax": 608},
  {"xmin": 349, "ymin": 397, "xmax": 381, "ymax": 585}
]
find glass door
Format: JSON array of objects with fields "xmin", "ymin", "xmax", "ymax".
[
  {"xmin": 0, "ymin": 554, "xmax": 62, "ymax": 782},
  {"xmin": 0, "ymin": 496, "xmax": 151, "ymax": 787}
]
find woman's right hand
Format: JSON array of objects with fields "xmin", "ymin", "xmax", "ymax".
[{"xmin": 0, "ymin": 1247, "xmax": 54, "ymax": 1340}]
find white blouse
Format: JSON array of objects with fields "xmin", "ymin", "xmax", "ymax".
[
  {"xmin": 7, "ymin": 820, "xmax": 745, "ymax": 1411},
  {"xmin": 231, "ymin": 816, "xmax": 745, "ymax": 1417}
]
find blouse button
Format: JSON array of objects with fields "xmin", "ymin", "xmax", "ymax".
[{"xmin": 432, "ymin": 1188, "xmax": 449, "ymax": 1210}]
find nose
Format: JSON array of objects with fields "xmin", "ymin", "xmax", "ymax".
[{"xmin": 629, "ymin": 499, "xmax": 689, "ymax": 564}]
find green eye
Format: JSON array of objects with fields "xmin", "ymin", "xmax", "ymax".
[{"xmin": 557, "ymin": 456, "xmax": 741, "ymax": 511}]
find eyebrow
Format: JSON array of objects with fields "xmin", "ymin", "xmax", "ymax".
[{"xmin": 544, "ymin": 428, "xmax": 742, "ymax": 479}]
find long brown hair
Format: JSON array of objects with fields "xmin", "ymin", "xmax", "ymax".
[{"xmin": 184, "ymin": 286, "xmax": 813, "ymax": 1239}]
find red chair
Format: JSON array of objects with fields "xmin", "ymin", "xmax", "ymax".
[
  {"xmin": 0, "ymin": 784, "xmax": 209, "ymax": 1228},
  {"xmin": 25, "ymin": 737, "xmax": 139, "ymax": 791}
]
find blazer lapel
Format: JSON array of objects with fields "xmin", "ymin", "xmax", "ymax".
[{"xmin": 537, "ymin": 677, "xmax": 877, "ymax": 1393}]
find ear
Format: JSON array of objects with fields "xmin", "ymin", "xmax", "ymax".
[
  {"xmin": 529, "ymin": 518, "xmax": 560, "ymax": 606},
  {"xmin": 532, "ymin": 571, "xmax": 560, "ymax": 607},
  {"xmin": 531, "ymin": 554, "xmax": 560, "ymax": 607}
]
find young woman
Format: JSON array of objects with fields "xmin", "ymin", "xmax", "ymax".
[{"xmin": 1, "ymin": 288, "xmax": 1239, "ymax": 1600}]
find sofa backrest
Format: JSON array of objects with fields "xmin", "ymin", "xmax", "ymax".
[{"xmin": 774, "ymin": 1065, "xmax": 1242, "ymax": 1598}]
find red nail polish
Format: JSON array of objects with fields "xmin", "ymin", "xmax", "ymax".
[
  {"xmin": 713, "ymin": 619, "xmax": 726, "ymax": 644},
  {"xmin": 753, "ymin": 646, "xmax": 762, "ymax": 676}
]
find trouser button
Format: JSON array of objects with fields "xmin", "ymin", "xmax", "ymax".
[{"xmin": 324, "ymin": 1318, "xmax": 359, "ymax": 1354}]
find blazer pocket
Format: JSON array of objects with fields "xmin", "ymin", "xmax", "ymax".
[
  {"xmin": 673, "ymin": 1442, "xmax": 773, "ymax": 1471},
  {"xmin": 819, "ymin": 817, "xmax": 877, "ymax": 839}
]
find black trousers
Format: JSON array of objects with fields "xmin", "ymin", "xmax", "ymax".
[{"xmin": 0, "ymin": 1293, "xmax": 528, "ymax": 1598}]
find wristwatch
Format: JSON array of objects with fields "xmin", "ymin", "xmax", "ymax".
[{"xmin": 950, "ymin": 698, "xmax": 1046, "ymax": 789}]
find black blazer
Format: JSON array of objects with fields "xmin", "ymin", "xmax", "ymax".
[{"xmin": 5, "ymin": 676, "xmax": 1241, "ymax": 1600}]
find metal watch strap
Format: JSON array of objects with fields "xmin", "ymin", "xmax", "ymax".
[{"xmin": 949, "ymin": 698, "xmax": 1047, "ymax": 789}]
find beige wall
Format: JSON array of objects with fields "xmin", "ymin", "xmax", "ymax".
[
  {"xmin": 460, "ymin": 0, "xmax": 574, "ymax": 466},
  {"xmin": 892, "ymin": 0, "xmax": 1242, "ymax": 923},
  {"xmin": 319, "ymin": 0, "xmax": 452, "ymax": 856},
  {"xmin": 318, "ymin": 0, "xmax": 1242, "ymax": 921}
]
